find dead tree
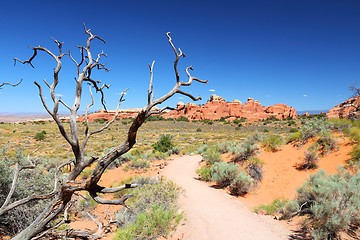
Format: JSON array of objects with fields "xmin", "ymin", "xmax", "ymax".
[
  {"xmin": 3, "ymin": 25, "xmax": 207, "ymax": 239},
  {"xmin": 0, "ymin": 80, "xmax": 22, "ymax": 89}
]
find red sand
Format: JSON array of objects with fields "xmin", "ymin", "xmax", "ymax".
[{"xmin": 241, "ymin": 135, "xmax": 353, "ymax": 209}]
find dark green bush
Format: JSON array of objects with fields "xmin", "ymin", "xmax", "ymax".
[
  {"xmin": 176, "ymin": 116, "xmax": 189, "ymax": 122},
  {"xmin": 296, "ymin": 169, "xmax": 360, "ymax": 239},
  {"xmin": 33, "ymin": 130, "xmax": 47, "ymax": 141},
  {"xmin": 152, "ymin": 134, "xmax": 175, "ymax": 153},
  {"xmin": 146, "ymin": 115, "xmax": 165, "ymax": 121}
]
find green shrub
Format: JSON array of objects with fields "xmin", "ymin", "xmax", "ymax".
[
  {"xmin": 202, "ymin": 146, "xmax": 221, "ymax": 165},
  {"xmin": 95, "ymin": 118, "xmax": 107, "ymax": 124},
  {"xmin": 296, "ymin": 169, "xmax": 360, "ymax": 239},
  {"xmin": 254, "ymin": 198, "xmax": 291, "ymax": 215},
  {"xmin": 196, "ymin": 166, "xmax": 212, "ymax": 182},
  {"xmin": 233, "ymin": 140, "xmax": 259, "ymax": 162},
  {"xmin": 152, "ymin": 134, "xmax": 175, "ymax": 153},
  {"xmin": 286, "ymin": 130, "xmax": 301, "ymax": 144},
  {"xmin": 289, "ymin": 127, "xmax": 298, "ymax": 133},
  {"xmin": 316, "ymin": 132, "xmax": 338, "ymax": 155},
  {"xmin": 296, "ymin": 150, "xmax": 319, "ymax": 170},
  {"xmin": 33, "ymin": 130, "xmax": 47, "ymax": 141},
  {"xmin": 176, "ymin": 116, "xmax": 189, "ymax": 122},
  {"xmin": 0, "ymin": 153, "xmax": 55, "ymax": 235},
  {"xmin": 233, "ymin": 118, "xmax": 247, "ymax": 124},
  {"xmin": 349, "ymin": 143, "xmax": 360, "ymax": 168},
  {"xmin": 278, "ymin": 200, "xmax": 300, "ymax": 220},
  {"xmin": 128, "ymin": 158, "xmax": 150, "ymax": 170},
  {"xmin": 297, "ymin": 118, "xmax": 333, "ymax": 145},
  {"xmin": 146, "ymin": 115, "xmax": 165, "ymax": 121},
  {"xmin": 261, "ymin": 135, "xmax": 283, "ymax": 152},
  {"xmin": 115, "ymin": 179, "xmax": 182, "ymax": 240},
  {"xmin": 210, "ymin": 162, "xmax": 239, "ymax": 188},
  {"xmin": 229, "ymin": 171, "xmax": 253, "ymax": 196},
  {"xmin": 196, "ymin": 144, "xmax": 209, "ymax": 155},
  {"xmin": 217, "ymin": 141, "xmax": 238, "ymax": 154},
  {"xmin": 114, "ymin": 205, "xmax": 181, "ymax": 240},
  {"xmin": 348, "ymin": 126, "xmax": 360, "ymax": 142}
]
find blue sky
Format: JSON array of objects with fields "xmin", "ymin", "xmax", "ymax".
[{"xmin": 0, "ymin": 0, "xmax": 359, "ymax": 113}]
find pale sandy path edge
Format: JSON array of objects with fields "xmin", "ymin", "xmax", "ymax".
[{"xmin": 162, "ymin": 155, "xmax": 291, "ymax": 240}]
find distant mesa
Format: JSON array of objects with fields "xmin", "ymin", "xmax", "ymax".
[
  {"xmin": 327, "ymin": 96, "xmax": 360, "ymax": 119},
  {"xmin": 79, "ymin": 94, "xmax": 297, "ymax": 122}
]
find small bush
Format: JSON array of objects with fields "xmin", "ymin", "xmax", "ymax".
[
  {"xmin": 289, "ymin": 128, "xmax": 298, "ymax": 133},
  {"xmin": 261, "ymin": 135, "xmax": 283, "ymax": 152},
  {"xmin": 34, "ymin": 130, "xmax": 47, "ymax": 141},
  {"xmin": 176, "ymin": 116, "xmax": 189, "ymax": 122},
  {"xmin": 348, "ymin": 143, "xmax": 360, "ymax": 168},
  {"xmin": 286, "ymin": 131, "xmax": 301, "ymax": 144},
  {"xmin": 114, "ymin": 181, "xmax": 181, "ymax": 239},
  {"xmin": 128, "ymin": 158, "xmax": 150, "ymax": 170},
  {"xmin": 202, "ymin": 146, "xmax": 221, "ymax": 165},
  {"xmin": 296, "ymin": 169, "xmax": 360, "ymax": 239},
  {"xmin": 210, "ymin": 162, "xmax": 239, "ymax": 188},
  {"xmin": 229, "ymin": 171, "xmax": 253, "ymax": 196},
  {"xmin": 254, "ymin": 198, "xmax": 291, "ymax": 215},
  {"xmin": 152, "ymin": 134, "xmax": 175, "ymax": 153},
  {"xmin": 114, "ymin": 205, "xmax": 181, "ymax": 240},
  {"xmin": 196, "ymin": 165, "xmax": 212, "ymax": 182},
  {"xmin": 146, "ymin": 115, "xmax": 165, "ymax": 121},
  {"xmin": 95, "ymin": 118, "xmax": 107, "ymax": 124},
  {"xmin": 0, "ymin": 153, "xmax": 55, "ymax": 235},
  {"xmin": 316, "ymin": 132, "xmax": 338, "ymax": 155},
  {"xmin": 115, "ymin": 179, "xmax": 182, "ymax": 240},
  {"xmin": 296, "ymin": 150, "xmax": 319, "ymax": 170},
  {"xmin": 217, "ymin": 141, "xmax": 238, "ymax": 154},
  {"xmin": 279, "ymin": 200, "xmax": 300, "ymax": 220},
  {"xmin": 246, "ymin": 162, "xmax": 263, "ymax": 182},
  {"xmin": 233, "ymin": 140, "xmax": 259, "ymax": 162},
  {"xmin": 297, "ymin": 118, "xmax": 333, "ymax": 146}
]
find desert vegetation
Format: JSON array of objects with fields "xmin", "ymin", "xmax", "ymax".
[{"xmin": 1, "ymin": 105, "xmax": 359, "ymax": 239}]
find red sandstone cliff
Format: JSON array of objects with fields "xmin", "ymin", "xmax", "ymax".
[
  {"xmin": 326, "ymin": 96, "xmax": 360, "ymax": 119},
  {"xmin": 162, "ymin": 94, "xmax": 297, "ymax": 122}
]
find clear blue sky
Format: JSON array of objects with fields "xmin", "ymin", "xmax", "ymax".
[{"xmin": 0, "ymin": 0, "xmax": 359, "ymax": 113}]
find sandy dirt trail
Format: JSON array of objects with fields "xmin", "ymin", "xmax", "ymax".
[{"xmin": 163, "ymin": 155, "xmax": 291, "ymax": 240}]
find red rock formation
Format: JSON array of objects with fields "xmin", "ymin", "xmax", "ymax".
[
  {"xmin": 327, "ymin": 96, "xmax": 360, "ymax": 119},
  {"xmin": 162, "ymin": 94, "xmax": 297, "ymax": 122},
  {"xmin": 81, "ymin": 94, "xmax": 298, "ymax": 122}
]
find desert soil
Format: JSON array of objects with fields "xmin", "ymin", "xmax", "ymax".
[{"xmin": 162, "ymin": 155, "xmax": 291, "ymax": 240}]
